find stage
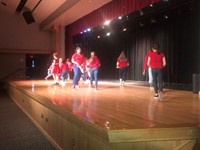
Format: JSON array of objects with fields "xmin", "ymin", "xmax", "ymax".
[{"xmin": 6, "ymin": 80, "xmax": 200, "ymax": 150}]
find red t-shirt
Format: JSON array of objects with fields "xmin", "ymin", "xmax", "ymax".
[
  {"xmin": 67, "ymin": 62, "xmax": 73, "ymax": 71},
  {"xmin": 117, "ymin": 58, "xmax": 129, "ymax": 69},
  {"xmin": 60, "ymin": 63, "xmax": 69, "ymax": 71},
  {"xmin": 72, "ymin": 53, "xmax": 84, "ymax": 65},
  {"xmin": 148, "ymin": 52, "xmax": 165, "ymax": 69},
  {"xmin": 143, "ymin": 52, "xmax": 151, "ymax": 70},
  {"xmin": 89, "ymin": 56, "xmax": 100, "ymax": 69}
]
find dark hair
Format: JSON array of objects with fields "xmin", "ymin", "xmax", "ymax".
[
  {"xmin": 151, "ymin": 43, "xmax": 159, "ymax": 50},
  {"xmin": 151, "ymin": 43, "xmax": 161, "ymax": 54}
]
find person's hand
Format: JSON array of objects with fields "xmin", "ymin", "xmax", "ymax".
[{"xmin": 142, "ymin": 70, "xmax": 146, "ymax": 76}]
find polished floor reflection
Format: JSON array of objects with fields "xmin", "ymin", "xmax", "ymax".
[{"xmin": 11, "ymin": 80, "xmax": 200, "ymax": 131}]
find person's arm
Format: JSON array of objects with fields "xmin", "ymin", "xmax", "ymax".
[
  {"xmin": 143, "ymin": 55, "xmax": 148, "ymax": 75},
  {"xmin": 127, "ymin": 59, "xmax": 129, "ymax": 67},
  {"xmin": 162, "ymin": 57, "xmax": 166, "ymax": 67},
  {"xmin": 71, "ymin": 55, "xmax": 79, "ymax": 66},
  {"xmin": 147, "ymin": 56, "xmax": 151, "ymax": 67},
  {"xmin": 116, "ymin": 59, "xmax": 119, "ymax": 68}
]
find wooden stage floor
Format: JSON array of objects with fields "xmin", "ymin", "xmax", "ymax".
[{"xmin": 7, "ymin": 80, "xmax": 200, "ymax": 149}]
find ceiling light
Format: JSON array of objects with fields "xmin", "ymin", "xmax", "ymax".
[
  {"xmin": 118, "ymin": 16, "xmax": 122, "ymax": 20},
  {"xmin": 106, "ymin": 32, "xmax": 111, "ymax": 36},
  {"xmin": 87, "ymin": 28, "xmax": 91, "ymax": 32},
  {"xmin": 97, "ymin": 36, "xmax": 101, "ymax": 39},
  {"xmin": 150, "ymin": 4, "xmax": 153, "ymax": 7},
  {"xmin": 123, "ymin": 28, "xmax": 127, "ymax": 31},
  {"xmin": 164, "ymin": 15, "xmax": 168, "ymax": 19},
  {"xmin": 80, "ymin": 32, "xmax": 83, "ymax": 34},
  {"xmin": 104, "ymin": 20, "xmax": 111, "ymax": 25}
]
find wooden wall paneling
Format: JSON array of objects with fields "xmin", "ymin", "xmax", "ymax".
[{"xmin": 58, "ymin": 116, "xmax": 76, "ymax": 150}]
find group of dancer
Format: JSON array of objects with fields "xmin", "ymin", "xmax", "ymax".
[
  {"xmin": 46, "ymin": 43, "xmax": 166, "ymax": 98},
  {"xmin": 46, "ymin": 47, "xmax": 101, "ymax": 90}
]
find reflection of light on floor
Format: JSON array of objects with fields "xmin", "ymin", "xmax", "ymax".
[
  {"xmin": 104, "ymin": 121, "xmax": 111, "ymax": 130},
  {"xmin": 98, "ymin": 80, "xmax": 141, "ymax": 86},
  {"xmin": 31, "ymin": 81, "xmax": 35, "ymax": 92}
]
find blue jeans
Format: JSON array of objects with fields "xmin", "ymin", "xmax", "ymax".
[
  {"xmin": 148, "ymin": 68, "xmax": 153, "ymax": 84},
  {"xmin": 119, "ymin": 67, "xmax": 128, "ymax": 81},
  {"xmin": 90, "ymin": 68, "xmax": 99, "ymax": 87},
  {"xmin": 152, "ymin": 68, "xmax": 163, "ymax": 93},
  {"xmin": 72, "ymin": 65, "xmax": 81, "ymax": 85},
  {"xmin": 61, "ymin": 70, "xmax": 69, "ymax": 82}
]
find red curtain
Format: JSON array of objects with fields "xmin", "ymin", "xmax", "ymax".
[{"xmin": 66, "ymin": 0, "xmax": 160, "ymax": 56}]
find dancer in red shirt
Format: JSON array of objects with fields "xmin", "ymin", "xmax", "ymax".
[
  {"xmin": 147, "ymin": 44, "xmax": 166, "ymax": 98},
  {"xmin": 66, "ymin": 58, "xmax": 72, "ymax": 80},
  {"xmin": 71, "ymin": 47, "xmax": 84, "ymax": 88},
  {"xmin": 52, "ymin": 52, "xmax": 61, "ymax": 85},
  {"xmin": 87, "ymin": 51, "xmax": 100, "ymax": 89},
  {"xmin": 143, "ymin": 49, "xmax": 153, "ymax": 87},
  {"xmin": 60, "ymin": 58, "xmax": 70, "ymax": 86},
  {"xmin": 116, "ymin": 51, "xmax": 129, "ymax": 86}
]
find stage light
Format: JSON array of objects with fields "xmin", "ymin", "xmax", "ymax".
[
  {"xmin": 118, "ymin": 16, "xmax": 122, "ymax": 20},
  {"xmin": 139, "ymin": 9, "xmax": 144, "ymax": 16},
  {"xmin": 164, "ymin": 15, "xmax": 168, "ymax": 19},
  {"xmin": 80, "ymin": 32, "xmax": 83, "ymax": 34},
  {"xmin": 106, "ymin": 32, "xmax": 111, "ymax": 36},
  {"xmin": 102, "ymin": 26, "xmax": 105, "ymax": 29},
  {"xmin": 123, "ymin": 28, "xmax": 127, "ymax": 31},
  {"xmin": 104, "ymin": 20, "xmax": 111, "ymax": 25},
  {"xmin": 97, "ymin": 36, "xmax": 101, "ymax": 39},
  {"xmin": 87, "ymin": 28, "xmax": 91, "ymax": 32},
  {"xmin": 84, "ymin": 29, "xmax": 87, "ymax": 33},
  {"xmin": 150, "ymin": 4, "xmax": 153, "ymax": 7}
]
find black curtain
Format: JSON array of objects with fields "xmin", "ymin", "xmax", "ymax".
[{"xmin": 73, "ymin": 4, "xmax": 200, "ymax": 85}]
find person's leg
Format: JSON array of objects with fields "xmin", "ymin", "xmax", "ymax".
[
  {"xmin": 61, "ymin": 70, "xmax": 65, "ymax": 82},
  {"xmin": 90, "ymin": 68, "xmax": 94, "ymax": 87},
  {"xmin": 122, "ymin": 67, "xmax": 127, "ymax": 86},
  {"xmin": 148, "ymin": 68, "xmax": 153, "ymax": 85},
  {"xmin": 72, "ymin": 66, "xmax": 79, "ymax": 86},
  {"xmin": 157, "ymin": 69, "xmax": 163, "ymax": 92},
  {"xmin": 93, "ymin": 68, "xmax": 99, "ymax": 88},
  {"xmin": 119, "ymin": 69, "xmax": 123, "ymax": 86},
  {"xmin": 152, "ymin": 69, "xmax": 158, "ymax": 94},
  {"xmin": 45, "ymin": 74, "xmax": 52, "ymax": 80},
  {"xmin": 56, "ymin": 74, "xmax": 60, "ymax": 83},
  {"xmin": 52, "ymin": 74, "xmax": 56, "ymax": 82}
]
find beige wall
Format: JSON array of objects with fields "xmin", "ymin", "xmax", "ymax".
[{"xmin": 0, "ymin": 10, "xmax": 52, "ymax": 52}]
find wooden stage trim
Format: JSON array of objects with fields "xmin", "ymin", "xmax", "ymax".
[{"xmin": 6, "ymin": 80, "xmax": 200, "ymax": 150}]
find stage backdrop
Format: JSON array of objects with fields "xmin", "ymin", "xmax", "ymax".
[
  {"xmin": 71, "ymin": 0, "xmax": 200, "ymax": 86},
  {"xmin": 65, "ymin": 0, "xmax": 160, "ymax": 57}
]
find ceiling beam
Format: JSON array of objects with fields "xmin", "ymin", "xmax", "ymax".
[{"xmin": 39, "ymin": 0, "xmax": 80, "ymax": 31}]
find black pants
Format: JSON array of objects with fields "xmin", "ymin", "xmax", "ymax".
[
  {"xmin": 119, "ymin": 67, "xmax": 127, "ymax": 81},
  {"xmin": 152, "ymin": 68, "xmax": 163, "ymax": 93}
]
